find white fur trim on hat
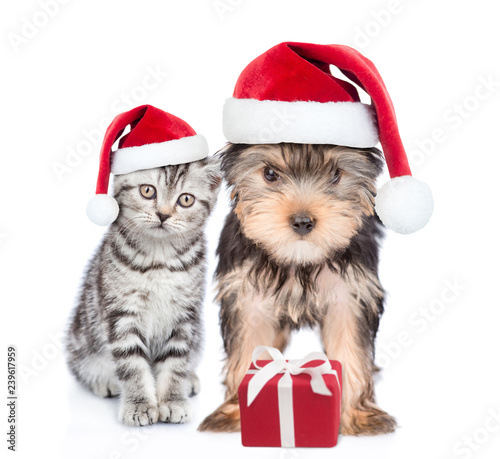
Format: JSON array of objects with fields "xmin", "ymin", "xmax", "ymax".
[
  {"xmin": 223, "ymin": 98, "xmax": 379, "ymax": 146},
  {"xmin": 87, "ymin": 194, "xmax": 120, "ymax": 226},
  {"xmin": 375, "ymin": 176, "xmax": 434, "ymax": 235},
  {"xmin": 111, "ymin": 134, "xmax": 209, "ymax": 175}
]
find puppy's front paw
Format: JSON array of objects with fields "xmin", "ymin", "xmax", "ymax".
[
  {"xmin": 198, "ymin": 399, "xmax": 241, "ymax": 432},
  {"xmin": 119, "ymin": 401, "xmax": 159, "ymax": 426},
  {"xmin": 159, "ymin": 399, "xmax": 192, "ymax": 424},
  {"xmin": 340, "ymin": 407, "xmax": 397, "ymax": 436}
]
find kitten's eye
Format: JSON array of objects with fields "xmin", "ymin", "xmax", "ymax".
[
  {"xmin": 177, "ymin": 193, "xmax": 195, "ymax": 208},
  {"xmin": 139, "ymin": 185, "xmax": 156, "ymax": 199},
  {"xmin": 263, "ymin": 166, "xmax": 279, "ymax": 183},
  {"xmin": 331, "ymin": 169, "xmax": 342, "ymax": 185}
]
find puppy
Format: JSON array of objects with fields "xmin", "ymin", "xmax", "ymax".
[{"xmin": 198, "ymin": 142, "xmax": 397, "ymax": 435}]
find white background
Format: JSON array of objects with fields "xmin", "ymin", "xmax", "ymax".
[{"xmin": 2, "ymin": 1, "xmax": 500, "ymax": 458}]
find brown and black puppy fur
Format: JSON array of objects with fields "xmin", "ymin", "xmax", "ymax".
[{"xmin": 198, "ymin": 143, "xmax": 396, "ymax": 435}]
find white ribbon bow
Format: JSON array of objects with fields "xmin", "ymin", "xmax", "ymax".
[{"xmin": 246, "ymin": 345, "xmax": 340, "ymax": 447}]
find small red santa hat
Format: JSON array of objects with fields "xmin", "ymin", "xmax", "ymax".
[
  {"xmin": 223, "ymin": 42, "xmax": 433, "ymax": 234},
  {"xmin": 87, "ymin": 104, "xmax": 209, "ymax": 226}
]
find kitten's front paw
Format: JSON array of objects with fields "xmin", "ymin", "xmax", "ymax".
[
  {"xmin": 159, "ymin": 399, "xmax": 192, "ymax": 424},
  {"xmin": 119, "ymin": 402, "xmax": 159, "ymax": 426}
]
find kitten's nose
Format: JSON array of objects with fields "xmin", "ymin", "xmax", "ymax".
[
  {"xmin": 156, "ymin": 212, "xmax": 170, "ymax": 223},
  {"xmin": 290, "ymin": 214, "xmax": 315, "ymax": 236}
]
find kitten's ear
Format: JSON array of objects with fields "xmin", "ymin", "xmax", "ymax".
[{"xmin": 205, "ymin": 155, "xmax": 223, "ymax": 191}]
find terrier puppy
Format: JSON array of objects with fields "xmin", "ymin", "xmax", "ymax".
[{"xmin": 199, "ymin": 142, "xmax": 397, "ymax": 435}]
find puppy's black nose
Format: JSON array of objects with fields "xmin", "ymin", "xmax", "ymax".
[
  {"xmin": 156, "ymin": 212, "xmax": 170, "ymax": 223},
  {"xmin": 290, "ymin": 214, "xmax": 315, "ymax": 235}
]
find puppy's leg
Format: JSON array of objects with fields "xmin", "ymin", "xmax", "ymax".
[
  {"xmin": 321, "ymin": 270, "xmax": 396, "ymax": 435},
  {"xmin": 199, "ymin": 276, "xmax": 286, "ymax": 432}
]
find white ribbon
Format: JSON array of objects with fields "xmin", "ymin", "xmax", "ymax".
[{"xmin": 246, "ymin": 346, "xmax": 340, "ymax": 447}]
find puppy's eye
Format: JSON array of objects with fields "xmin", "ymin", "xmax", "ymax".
[
  {"xmin": 177, "ymin": 193, "xmax": 195, "ymax": 208},
  {"xmin": 263, "ymin": 166, "xmax": 279, "ymax": 183},
  {"xmin": 140, "ymin": 185, "xmax": 157, "ymax": 199},
  {"xmin": 331, "ymin": 169, "xmax": 342, "ymax": 185}
]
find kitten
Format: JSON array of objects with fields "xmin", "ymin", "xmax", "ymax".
[{"xmin": 65, "ymin": 157, "xmax": 221, "ymax": 426}]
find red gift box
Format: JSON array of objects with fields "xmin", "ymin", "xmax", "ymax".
[{"xmin": 238, "ymin": 346, "xmax": 342, "ymax": 448}]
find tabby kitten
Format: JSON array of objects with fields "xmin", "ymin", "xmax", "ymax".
[{"xmin": 65, "ymin": 157, "xmax": 221, "ymax": 426}]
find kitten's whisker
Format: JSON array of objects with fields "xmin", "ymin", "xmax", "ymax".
[{"xmin": 108, "ymin": 216, "xmax": 141, "ymax": 245}]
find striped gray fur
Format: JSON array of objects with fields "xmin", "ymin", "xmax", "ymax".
[{"xmin": 65, "ymin": 157, "xmax": 221, "ymax": 426}]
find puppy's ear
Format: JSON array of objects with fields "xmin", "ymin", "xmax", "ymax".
[{"xmin": 205, "ymin": 155, "xmax": 223, "ymax": 191}]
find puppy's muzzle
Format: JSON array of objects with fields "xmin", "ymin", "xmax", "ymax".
[{"xmin": 290, "ymin": 214, "xmax": 315, "ymax": 236}]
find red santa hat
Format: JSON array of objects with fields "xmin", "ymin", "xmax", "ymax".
[
  {"xmin": 223, "ymin": 42, "xmax": 433, "ymax": 234},
  {"xmin": 87, "ymin": 104, "xmax": 209, "ymax": 226}
]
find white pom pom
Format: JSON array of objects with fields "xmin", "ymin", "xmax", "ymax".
[
  {"xmin": 86, "ymin": 194, "xmax": 119, "ymax": 226},
  {"xmin": 375, "ymin": 176, "xmax": 434, "ymax": 235}
]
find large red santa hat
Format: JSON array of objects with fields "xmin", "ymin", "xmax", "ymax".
[
  {"xmin": 87, "ymin": 105, "xmax": 209, "ymax": 226},
  {"xmin": 223, "ymin": 42, "xmax": 433, "ymax": 234}
]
